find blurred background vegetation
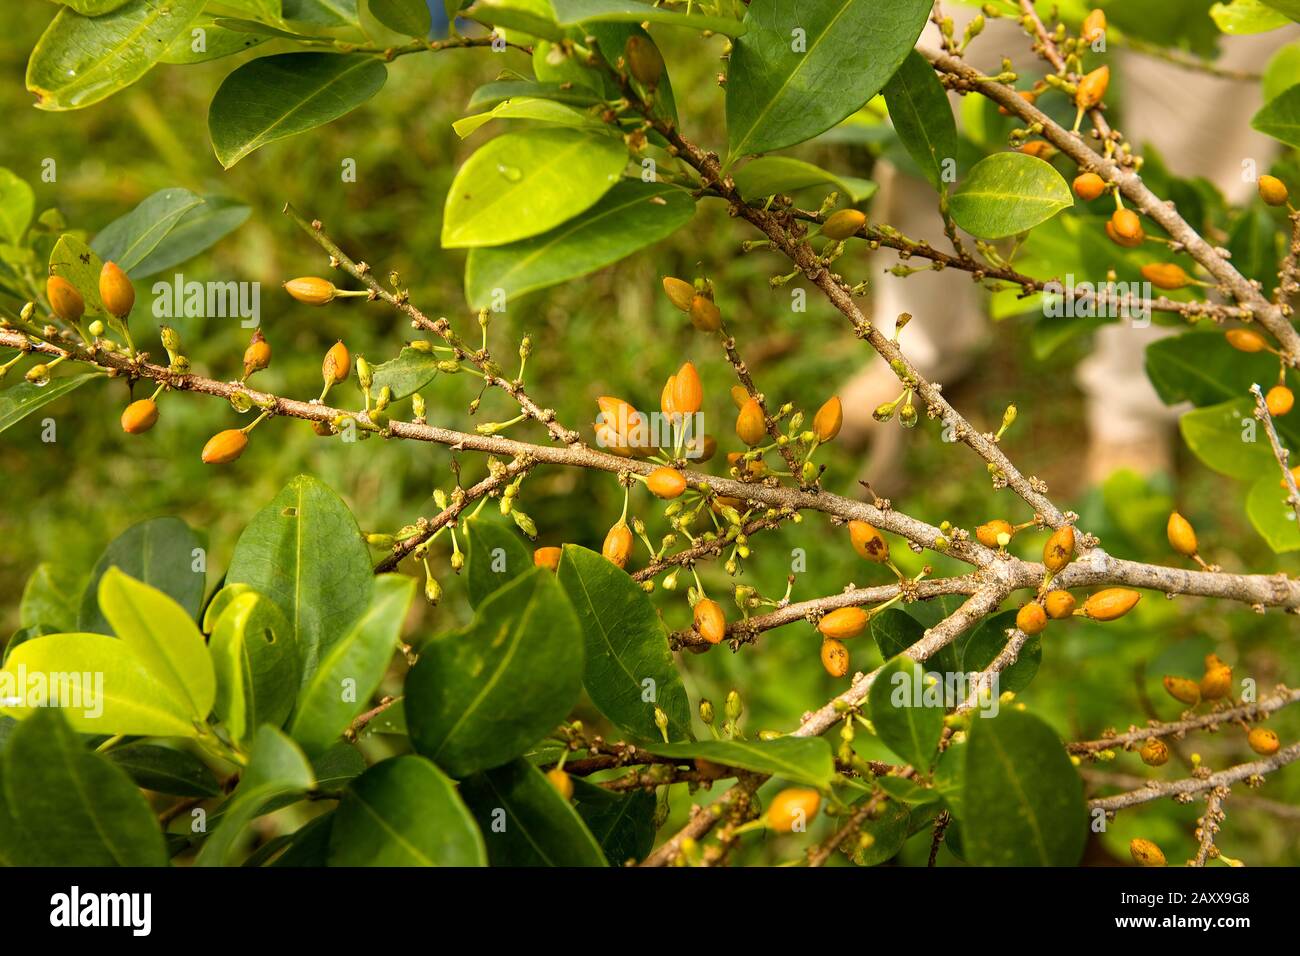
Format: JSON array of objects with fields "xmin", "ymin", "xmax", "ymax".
[{"xmin": 1, "ymin": 2, "xmax": 1298, "ymax": 866}]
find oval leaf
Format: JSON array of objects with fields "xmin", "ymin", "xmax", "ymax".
[
  {"xmin": 78, "ymin": 516, "xmax": 206, "ymax": 635},
  {"xmin": 466, "ymin": 516, "xmax": 534, "ymax": 607},
  {"xmin": 949, "ymin": 153, "xmax": 1073, "ymax": 239},
  {"xmin": 91, "ymin": 188, "xmax": 205, "ymax": 275},
  {"xmin": 210, "ymin": 590, "xmax": 299, "ymax": 745},
  {"xmin": 370, "ymin": 0, "xmax": 433, "ymax": 35},
  {"xmin": 645, "ymin": 737, "xmax": 835, "ymax": 789},
  {"xmin": 868, "ymin": 655, "xmax": 945, "ymax": 771},
  {"xmin": 883, "ymin": 49, "xmax": 958, "ymax": 191}
]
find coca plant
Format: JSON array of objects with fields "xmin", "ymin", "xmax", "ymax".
[{"xmin": 3, "ymin": 0, "xmax": 1300, "ymax": 869}]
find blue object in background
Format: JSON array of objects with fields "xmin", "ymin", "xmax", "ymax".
[{"xmin": 428, "ymin": 0, "xmax": 450, "ymax": 37}]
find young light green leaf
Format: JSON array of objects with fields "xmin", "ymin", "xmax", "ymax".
[
  {"xmin": 370, "ymin": 0, "xmax": 433, "ymax": 35},
  {"xmin": 78, "ymin": 516, "xmax": 206, "ymax": 634},
  {"xmin": 1247, "ymin": 472, "xmax": 1300, "ymax": 552},
  {"xmin": 465, "ymin": 181, "xmax": 696, "ymax": 309},
  {"xmin": 3, "ymin": 708, "xmax": 167, "ymax": 865},
  {"xmin": 91, "ymin": 188, "xmax": 205, "ymax": 276},
  {"xmin": 556, "ymin": 544, "xmax": 691, "ymax": 742},
  {"xmin": 27, "ymin": 0, "xmax": 207, "ymax": 111},
  {"xmin": 289, "ymin": 574, "xmax": 415, "ymax": 757},
  {"xmin": 441, "ymin": 128, "xmax": 628, "ymax": 248},
  {"xmin": 210, "ymin": 590, "xmax": 299, "ymax": 745},
  {"xmin": 731, "ymin": 156, "xmax": 876, "ymax": 202},
  {"xmin": 949, "ymin": 153, "xmax": 1073, "ymax": 239},
  {"xmin": 0, "ymin": 168, "xmax": 35, "ymax": 244},
  {"xmin": 19, "ymin": 563, "xmax": 84, "ymax": 633},
  {"xmin": 645, "ymin": 738, "xmax": 836, "ymax": 789},
  {"xmin": 868, "ymin": 655, "xmax": 945, "ymax": 771},
  {"xmin": 367, "ymin": 346, "xmax": 440, "ymax": 400},
  {"xmin": 1212, "ymin": 0, "xmax": 1290, "ymax": 33},
  {"xmin": 0, "ymin": 373, "xmax": 101, "ymax": 437},
  {"xmin": 962, "ymin": 709, "xmax": 1086, "ymax": 866},
  {"xmin": 465, "ymin": 516, "xmax": 534, "ymax": 608},
  {"xmin": 209, "ymin": 53, "xmax": 388, "ymax": 168},
  {"xmin": 1180, "ymin": 399, "xmax": 1276, "ymax": 479},
  {"xmin": 408, "ymin": 568, "xmax": 584, "ymax": 777},
  {"xmin": 328, "ymin": 756, "xmax": 487, "ymax": 866},
  {"xmin": 883, "ymin": 50, "xmax": 958, "ymax": 191},
  {"xmin": 196, "ymin": 726, "xmax": 315, "ymax": 866},
  {"xmin": 460, "ymin": 758, "xmax": 607, "ymax": 866},
  {"xmin": 226, "ymin": 475, "xmax": 373, "ymax": 682},
  {"xmin": 98, "ymin": 567, "xmax": 216, "ymax": 723},
  {"xmin": 161, "ymin": 16, "xmax": 269, "ymax": 64},
  {"xmin": 453, "ymin": 97, "xmax": 604, "ymax": 139},
  {"xmin": 49, "ymin": 233, "xmax": 105, "ymax": 313},
  {"xmin": 725, "ymin": 0, "xmax": 931, "ymax": 160}
]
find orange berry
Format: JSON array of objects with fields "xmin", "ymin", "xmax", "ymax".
[
  {"xmin": 242, "ymin": 328, "xmax": 271, "ymax": 380},
  {"xmin": 1248, "ymin": 727, "xmax": 1280, "ymax": 756},
  {"xmin": 201, "ymin": 429, "xmax": 249, "ymax": 465},
  {"xmin": 818, "ymin": 607, "xmax": 869, "ymax": 640},
  {"xmin": 1140, "ymin": 262, "xmax": 1190, "ymax": 290},
  {"xmin": 1105, "ymin": 219, "xmax": 1145, "ymax": 248},
  {"xmin": 1016, "ymin": 602, "xmax": 1047, "ymax": 636},
  {"xmin": 285, "ymin": 276, "xmax": 337, "ymax": 305},
  {"xmin": 46, "ymin": 275, "xmax": 85, "ymax": 324},
  {"xmin": 1267, "ymin": 385, "xmax": 1294, "ymax": 417},
  {"xmin": 693, "ymin": 598, "xmax": 726, "ymax": 644},
  {"xmin": 848, "ymin": 520, "xmax": 889, "ymax": 563},
  {"xmin": 660, "ymin": 376, "xmax": 677, "ymax": 417},
  {"xmin": 686, "ymin": 432, "xmax": 717, "ymax": 462},
  {"xmin": 1259, "ymin": 174, "xmax": 1289, "ymax": 207},
  {"xmin": 646, "ymin": 466, "xmax": 687, "ymax": 499},
  {"xmin": 689, "ymin": 294, "xmax": 721, "ymax": 332},
  {"xmin": 1129, "ymin": 838, "xmax": 1166, "ymax": 867},
  {"xmin": 1075, "ymin": 65, "xmax": 1109, "ymax": 110},
  {"xmin": 976, "ymin": 519, "xmax": 1014, "ymax": 549},
  {"xmin": 323, "ymin": 340, "xmax": 350, "ymax": 385},
  {"xmin": 1017, "ymin": 141, "xmax": 1056, "ymax": 160},
  {"xmin": 1201, "ymin": 664, "xmax": 1233, "ymax": 701},
  {"xmin": 726, "ymin": 451, "xmax": 767, "ymax": 479},
  {"xmin": 99, "ymin": 261, "xmax": 135, "ymax": 318},
  {"xmin": 1139, "ymin": 737, "xmax": 1169, "ymax": 766},
  {"xmin": 1166, "ymin": 512, "xmax": 1198, "ymax": 558},
  {"xmin": 1081, "ymin": 588, "xmax": 1141, "ymax": 621},
  {"xmin": 545, "ymin": 767, "xmax": 573, "ymax": 801},
  {"xmin": 766, "ymin": 788, "xmax": 821, "ymax": 832},
  {"xmin": 1072, "ymin": 172, "xmax": 1106, "ymax": 200},
  {"xmin": 1082, "ymin": 9, "xmax": 1106, "ymax": 44},
  {"xmin": 1043, "ymin": 525, "xmax": 1075, "ymax": 574},
  {"xmin": 812, "ymin": 396, "xmax": 842, "ymax": 442},
  {"xmin": 602, "ymin": 522, "xmax": 633, "ymax": 568},
  {"xmin": 820, "ymin": 638, "xmax": 850, "ymax": 678},
  {"xmin": 662, "ymin": 276, "xmax": 695, "ymax": 312},
  {"xmin": 1044, "ymin": 590, "xmax": 1076, "ymax": 619},
  {"xmin": 533, "ymin": 546, "xmax": 562, "ymax": 571},
  {"xmin": 1225, "ymin": 328, "xmax": 1269, "ymax": 353},
  {"xmin": 820, "ymin": 208, "xmax": 866, "ymax": 241},
  {"xmin": 120, "ymin": 398, "xmax": 158, "ymax": 434},
  {"xmin": 672, "ymin": 361, "xmax": 703, "ymax": 415},
  {"xmin": 735, "ymin": 397, "xmax": 767, "ymax": 446},
  {"xmin": 1163, "ymin": 675, "xmax": 1201, "ymax": 706},
  {"xmin": 1111, "ymin": 207, "xmax": 1142, "ymax": 242}
]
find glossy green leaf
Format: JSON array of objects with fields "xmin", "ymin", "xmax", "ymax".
[
  {"xmin": 408, "ymin": 568, "xmax": 584, "ymax": 777},
  {"xmin": 851, "ymin": 801, "xmax": 910, "ymax": 866},
  {"xmin": 161, "ymin": 16, "xmax": 269, "ymax": 64},
  {"xmin": 465, "ymin": 0, "xmax": 566, "ymax": 40},
  {"xmin": 106, "ymin": 741, "xmax": 222, "ymax": 797},
  {"xmin": 49, "ymin": 233, "xmax": 105, "ymax": 314},
  {"xmin": 131, "ymin": 196, "xmax": 251, "ymax": 277},
  {"xmin": 1180, "ymin": 399, "xmax": 1276, "ymax": 479},
  {"xmin": 551, "ymin": 0, "xmax": 743, "ymax": 33},
  {"xmin": 957, "ymin": 610, "xmax": 1041, "ymax": 694},
  {"xmin": 465, "ymin": 181, "xmax": 695, "ymax": 309},
  {"xmin": 0, "ymin": 168, "xmax": 35, "ymax": 244},
  {"xmin": 1263, "ymin": 43, "xmax": 1300, "ymax": 102},
  {"xmin": 328, "ymin": 756, "xmax": 487, "ymax": 865},
  {"xmin": 269, "ymin": 812, "xmax": 335, "ymax": 867},
  {"xmin": 98, "ymin": 567, "xmax": 215, "ymax": 721},
  {"xmin": 91, "ymin": 188, "xmax": 205, "ymax": 275},
  {"xmin": 0, "ymin": 373, "xmax": 102, "ymax": 437},
  {"xmin": 466, "ymin": 80, "xmax": 602, "ymax": 111},
  {"xmin": 459, "ymin": 758, "xmax": 607, "ymax": 866},
  {"xmin": 1147, "ymin": 332, "xmax": 1287, "ymax": 408},
  {"xmin": 1211, "ymin": 0, "xmax": 1290, "ymax": 33},
  {"xmin": 725, "ymin": 0, "xmax": 931, "ymax": 160},
  {"xmin": 27, "ymin": 0, "xmax": 207, "ymax": 110},
  {"xmin": 645, "ymin": 737, "xmax": 836, "ymax": 789},
  {"xmin": 19, "ymin": 563, "xmax": 83, "ymax": 633},
  {"xmin": 48, "ymin": 0, "xmax": 135, "ymax": 12},
  {"xmin": 289, "ymin": 574, "xmax": 415, "ymax": 756},
  {"xmin": 1253, "ymin": 82, "xmax": 1300, "ymax": 147},
  {"xmin": 1228, "ymin": 206, "xmax": 1281, "ymax": 287},
  {"xmin": 283, "ymin": 0, "xmax": 359, "ymax": 25},
  {"xmin": 2, "ymin": 709, "xmax": 166, "ymax": 865},
  {"xmin": 370, "ymin": 0, "xmax": 432, "ymax": 35},
  {"xmin": 557, "ymin": 544, "xmax": 691, "ymax": 742},
  {"xmin": 196, "ymin": 726, "xmax": 315, "ymax": 866},
  {"xmin": 873, "ymin": 774, "xmax": 941, "ymax": 806},
  {"xmin": 465, "ymin": 516, "xmax": 534, "ymax": 607},
  {"xmin": 209, "ymin": 53, "xmax": 388, "ymax": 168},
  {"xmin": 1247, "ymin": 471, "xmax": 1300, "ymax": 551},
  {"xmin": 1, "ymin": 631, "xmax": 198, "ymax": 737},
  {"xmin": 731, "ymin": 156, "xmax": 875, "ymax": 202},
  {"xmin": 368, "ymin": 346, "xmax": 440, "ymax": 401},
  {"xmin": 868, "ymin": 655, "xmax": 945, "ymax": 771},
  {"xmin": 884, "ymin": 50, "xmax": 957, "ymax": 191},
  {"xmin": 571, "ymin": 778, "xmax": 655, "ymax": 864},
  {"xmin": 441, "ymin": 128, "xmax": 627, "ymax": 249},
  {"xmin": 226, "ymin": 475, "xmax": 373, "ymax": 682},
  {"xmin": 963, "ymin": 709, "xmax": 1086, "ymax": 866},
  {"xmin": 453, "ymin": 96, "xmax": 604, "ymax": 139},
  {"xmin": 79, "ymin": 516, "xmax": 206, "ymax": 634},
  {"xmin": 949, "ymin": 153, "xmax": 1073, "ymax": 239},
  {"xmin": 210, "ymin": 590, "xmax": 299, "ymax": 745}
]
